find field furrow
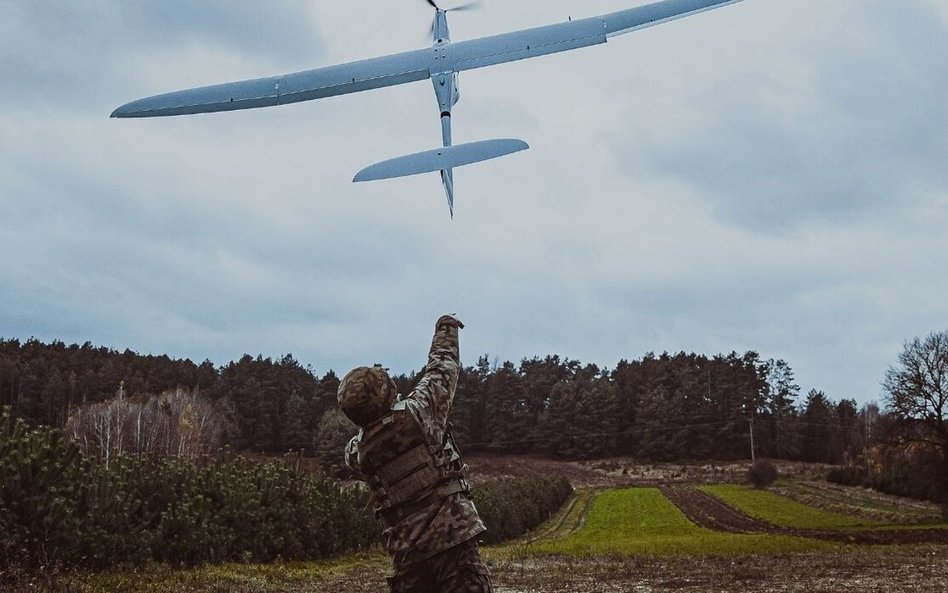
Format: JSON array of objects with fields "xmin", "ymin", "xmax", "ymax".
[
  {"xmin": 665, "ymin": 484, "xmax": 948, "ymax": 545},
  {"xmin": 661, "ymin": 484, "xmax": 775, "ymax": 533}
]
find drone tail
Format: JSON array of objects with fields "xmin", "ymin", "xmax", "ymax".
[
  {"xmin": 353, "ymin": 139, "xmax": 529, "ymax": 217},
  {"xmin": 441, "ymin": 168, "xmax": 455, "ymax": 218}
]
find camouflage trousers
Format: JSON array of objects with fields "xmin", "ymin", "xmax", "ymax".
[{"xmin": 387, "ymin": 539, "xmax": 493, "ymax": 593}]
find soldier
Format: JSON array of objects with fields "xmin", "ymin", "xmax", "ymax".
[{"xmin": 338, "ymin": 314, "xmax": 493, "ymax": 593}]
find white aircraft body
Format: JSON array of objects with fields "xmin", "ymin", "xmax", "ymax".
[{"xmin": 112, "ymin": 0, "xmax": 745, "ymax": 217}]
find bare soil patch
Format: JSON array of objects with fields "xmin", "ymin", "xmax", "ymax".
[{"xmin": 662, "ymin": 485, "xmax": 773, "ymax": 534}]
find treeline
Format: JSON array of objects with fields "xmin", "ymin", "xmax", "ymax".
[
  {"xmin": 449, "ymin": 353, "xmax": 868, "ymax": 463},
  {"xmin": 823, "ymin": 330, "xmax": 948, "ymax": 507},
  {"xmin": 0, "ymin": 339, "xmax": 339, "ymax": 454},
  {"xmin": 826, "ymin": 410, "xmax": 948, "ymax": 504},
  {"xmin": 0, "ymin": 407, "xmax": 571, "ymax": 572},
  {"xmin": 1, "ymin": 338, "xmax": 868, "ymax": 464},
  {"xmin": 828, "ymin": 402, "xmax": 947, "ymax": 505}
]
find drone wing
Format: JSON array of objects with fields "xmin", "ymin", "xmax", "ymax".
[
  {"xmin": 111, "ymin": 49, "xmax": 431, "ymax": 118},
  {"xmin": 113, "ymin": 0, "xmax": 741, "ymax": 118},
  {"xmin": 449, "ymin": 0, "xmax": 744, "ymax": 72}
]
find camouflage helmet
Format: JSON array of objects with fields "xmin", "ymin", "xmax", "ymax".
[{"xmin": 338, "ymin": 365, "xmax": 398, "ymax": 427}]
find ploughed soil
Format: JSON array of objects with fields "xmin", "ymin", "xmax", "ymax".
[
  {"xmin": 661, "ymin": 484, "xmax": 772, "ymax": 534},
  {"xmin": 662, "ymin": 485, "xmax": 948, "ymax": 545}
]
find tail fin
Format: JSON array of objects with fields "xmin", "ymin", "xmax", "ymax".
[{"xmin": 441, "ymin": 168, "xmax": 455, "ymax": 218}]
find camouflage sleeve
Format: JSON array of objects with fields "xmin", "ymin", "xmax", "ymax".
[
  {"xmin": 406, "ymin": 315, "xmax": 462, "ymax": 444},
  {"xmin": 344, "ymin": 435, "xmax": 366, "ymax": 481}
]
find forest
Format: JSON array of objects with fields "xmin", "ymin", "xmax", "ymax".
[{"xmin": 0, "ymin": 337, "xmax": 873, "ymax": 465}]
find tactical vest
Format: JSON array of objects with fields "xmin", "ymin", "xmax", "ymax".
[{"xmin": 356, "ymin": 402, "xmax": 469, "ymax": 524}]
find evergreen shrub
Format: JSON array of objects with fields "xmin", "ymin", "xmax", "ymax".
[
  {"xmin": 471, "ymin": 475, "xmax": 573, "ymax": 544},
  {"xmin": 0, "ymin": 407, "xmax": 378, "ymax": 571},
  {"xmin": 2, "ymin": 406, "xmax": 574, "ymax": 573}
]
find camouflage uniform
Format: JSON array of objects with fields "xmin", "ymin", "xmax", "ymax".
[{"xmin": 343, "ymin": 316, "xmax": 493, "ymax": 593}]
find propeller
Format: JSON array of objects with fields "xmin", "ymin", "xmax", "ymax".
[
  {"xmin": 426, "ymin": 0, "xmax": 482, "ymax": 11},
  {"xmin": 426, "ymin": 0, "xmax": 483, "ymax": 41}
]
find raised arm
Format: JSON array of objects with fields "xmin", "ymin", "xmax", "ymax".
[{"xmin": 405, "ymin": 315, "xmax": 464, "ymax": 440}]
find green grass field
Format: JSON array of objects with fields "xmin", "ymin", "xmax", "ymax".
[
  {"xmin": 772, "ymin": 480, "xmax": 945, "ymax": 524},
  {"xmin": 700, "ymin": 484, "xmax": 880, "ymax": 529},
  {"xmin": 529, "ymin": 487, "xmax": 832, "ymax": 557}
]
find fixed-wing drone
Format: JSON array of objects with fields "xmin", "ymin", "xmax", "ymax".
[{"xmin": 112, "ymin": 0, "xmax": 744, "ymax": 217}]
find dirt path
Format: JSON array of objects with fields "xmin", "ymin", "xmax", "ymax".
[{"xmin": 662, "ymin": 485, "xmax": 948, "ymax": 545}]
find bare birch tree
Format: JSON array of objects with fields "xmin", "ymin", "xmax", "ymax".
[{"xmin": 65, "ymin": 387, "xmax": 222, "ymax": 460}]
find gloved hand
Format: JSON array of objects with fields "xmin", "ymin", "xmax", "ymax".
[{"xmin": 436, "ymin": 314, "xmax": 465, "ymax": 330}]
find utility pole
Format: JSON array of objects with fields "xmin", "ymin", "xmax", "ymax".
[{"xmin": 749, "ymin": 416, "xmax": 756, "ymax": 464}]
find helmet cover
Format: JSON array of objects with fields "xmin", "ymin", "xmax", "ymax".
[{"xmin": 338, "ymin": 365, "xmax": 397, "ymax": 427}]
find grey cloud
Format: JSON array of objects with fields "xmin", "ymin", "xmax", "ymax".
[
  {"xmin": 116, "ymin": 1, "xmax": 320, "ymax": 55},
  {"xmin": 0, "ymin": 1, "xmax": 324, "ymax": 109},
  {"xmin": 606, "ymin": 0, "xmax": 948, "ymax": 232}
]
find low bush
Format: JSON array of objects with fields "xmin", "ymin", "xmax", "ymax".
[
  {"xmin": 471, "ymin": 475, "xmax": 573, "ymax": 544},
  {"xmin": 747, "ymin": 459, "xmax": 778, "ymax": 488}
]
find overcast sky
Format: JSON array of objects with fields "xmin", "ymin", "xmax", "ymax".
[{"xmin": 2, "ymin": 0, "xmax": 946, "ymax": 404}]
